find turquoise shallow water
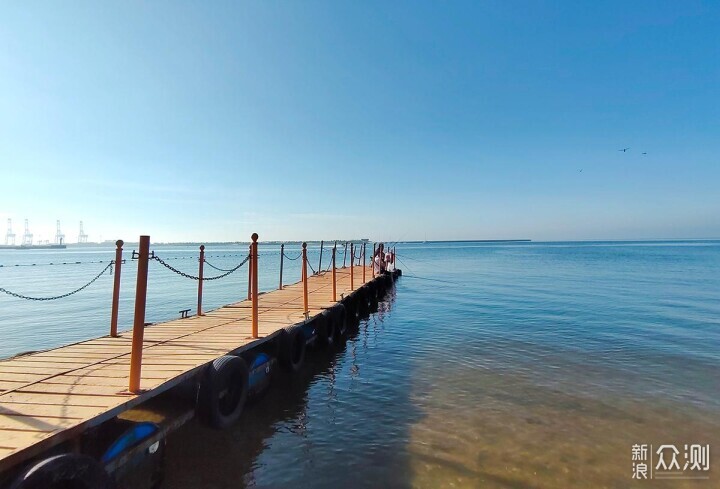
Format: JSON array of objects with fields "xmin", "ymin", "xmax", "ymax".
[{"xmin": 2, "ymin": 240, "xmax": 719, "ymax": 487}]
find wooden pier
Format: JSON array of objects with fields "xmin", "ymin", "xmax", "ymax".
[{"xmin": 0, "ymin": 237, "xmax": 398, "ymax": 487}]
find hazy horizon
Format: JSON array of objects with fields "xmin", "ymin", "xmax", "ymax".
[{"xmin": 5, "ymin": 236, "xmax": 718, "ymax": 247}]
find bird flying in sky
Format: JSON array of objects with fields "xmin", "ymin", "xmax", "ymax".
[{"xmin": 619, "ymin": 147, "xmax": 630, "ymax": 152}]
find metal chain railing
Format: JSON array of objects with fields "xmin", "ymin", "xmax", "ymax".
[
  {"xmin": 283, "ymin": 251, "xmax": 302, "ymax": 261},
  {"xmin": 0, "ymin": 262, "xmax": 114, "ymax": 301},
  {"xmin": 203, "ymin": 260, "xmax": 237, "ymax": 273},
  {"xmin": 152, "ymin": 254, "xmax": 250, "ymax": 281},
  {"xmin": 157, "ymin": 254, "xmax": 249, "ymax": 261}
]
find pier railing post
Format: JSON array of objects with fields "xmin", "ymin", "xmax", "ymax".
[
  {"xmin": 247, "ymin": 244, "xmax": 252, "ymax": 300},
  {"xmin": 350, "ymin": 243, "xmax": 354, "ymax": 290},
  {"xmin": 362, "ymin": 242, "xmax": 366, "ymax": 284},
  {"xmin": 129, "ymin": 235, "xmax": 150, "ymax": 393},
  {"xmin": 332, "ymin": 245, "xmax": 337, "ymax": 302},
  {"xmin": 110, "ymin": 239, "xmax": 123, "ymax": 337},
  {"xmin": 372, "ymin": 243, "xmax": 376, "ymax": 277},
  {"xmin": 251, "ymin": 233, "xmax": 259, "ymax": 338},
  {"xmin": 279, "ymin": 243, "xmax": 284, "ymax": 290},
  {"xmin": 318, "ymin": 240, "xmax": 324, "ymax": 273},
  {"xmin": 343, "ymin": 242, "xmax": 348, "ymax": 268},
  {"xmin": 302, "ymin": 242, "xmax": 309, "ymax": 318},
  {"xmin": 197, "ymin": 245, "xmax": 205, "ymax": 316}
]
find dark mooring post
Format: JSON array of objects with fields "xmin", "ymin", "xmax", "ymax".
[
  {"xmin": 343, "ymin": 242, "xmax": 348, "ymax": 268},
  {"xmin": 372, "ymin": 243, "xmax": 377, "ymax": 277},
  {"xmin": 129, "ymin": 235, "xmax": 150, "ymax": 393},
  {"xmin": 318, "ymin": 240, "xmax": 324, "ymax": 273},
  {"xmin": 197, "ymin": 245, "xmax": 205, "ymax": 316},
  {"xmin": 279, "ymin": 243, "xmax": 284, "ymax": 290},
  {"xmin": 110, "ymin": 239, "xmax": 123, "ymax": 337}
]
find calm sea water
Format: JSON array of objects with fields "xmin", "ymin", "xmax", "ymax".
[{"xmin": 2, "ymin": 241, "xmax": 719, "ymax": 487}]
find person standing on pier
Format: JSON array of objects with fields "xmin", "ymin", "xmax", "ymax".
[{"xmin": 374, "ymin": 243, "xmax": 386, "ymax": 273}]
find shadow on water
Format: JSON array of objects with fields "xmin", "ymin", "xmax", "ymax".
[{"xmin": 164, "ymin": 286, "xmax": 423, "ymax": 489}]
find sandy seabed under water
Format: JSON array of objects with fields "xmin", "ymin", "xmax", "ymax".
[{"xmin": 406, "ymin": 364, "xmax": 718, "ymax": 489}]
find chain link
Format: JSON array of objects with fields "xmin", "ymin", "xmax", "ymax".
[
  {"xmin": 153, "ymin": 254, "xmax": 247, "ymax": 261},
  {"xmin": 204, "ymin": 260, "xmax": 240, "ymax": 273},
  {"xmin": 153, "ymin": 254, "xmax": 250, "ymax": 281},
  {"xmin": 0, "ymin": 262, "xmax": 114, "ymax": 301},
  {"xmin": 283, "ymin": 252, "xmax": 302, "ymax": 261}
]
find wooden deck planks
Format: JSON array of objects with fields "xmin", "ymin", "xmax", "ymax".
[
  {"xmin": 0, "ymin": 266, "xmax": 374, "ymax": 472},
  {"xmin": 0, "ymin": 404, "xmax": 104, "ymax": 419},
  {"xmin": 1, "ymin": 392, "xmax": 129, "ymax": 408},
  {"xmin": 0, "ymin": 414, "xmax": 80, "ymax": 432}
]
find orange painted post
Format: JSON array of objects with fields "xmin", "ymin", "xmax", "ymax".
[
  {"xmin": 372, "ymin": 243, "xmax": 377, "ymax": 277},
  {"xmin": 251, "ymin": 233, "xmax": 259, "ymax": 338},
  {"xmin": 362, "ymin": 242, "xmax": 366, "ymax": 283},
  {"xmin": 129, "ymin": 235, "xmax": 150, "ymax": 393},
  {"xmin": 110, "ymin": 239, "xmax": 123, "ymax": 337},
  {"xmin": 197, "ymin": 245, "xmax": 205, "ymax": 316},
  {"xmin": 279, "ymin": 243, "xmax": 284, "ymax": 290},
  {"xmin": 302, "ymin": 242, "xmax": 309, "ymax": 317},
  {"xmin": 247, "ymin": 244, "xmax": 252, "ymax": 300},
  {"xmin": 332, "ymin": 245, "xmax": 337, "ymax": 302},
  {"xmin": 350, "ymin": 243, "xmax": 354, "ymax": 290}
]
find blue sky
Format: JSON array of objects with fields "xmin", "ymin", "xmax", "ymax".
[{"xmin": 1, "ymin": 1, "xmax": 718, "ymax": 243}]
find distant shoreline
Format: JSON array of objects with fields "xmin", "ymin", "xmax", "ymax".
[
  {"xmin": 409, "ymin": 239, "xmax": 531, "ymax": 244},
  {"xmin": 9, "ymin": 238, "xmax": 719, "ymax": 248}
]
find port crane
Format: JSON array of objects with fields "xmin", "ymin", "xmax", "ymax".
[
  {"xmin": 55, "ymin": 220, "xmax": 65, "ymax": 245},
  {"xmin": 5, "ymin": 218, "xmax": 16, "ymax": 245},
  {"xmin": 22, "ymin": 219, "xmax": 33, "ymax": 246},
  {"xmin": 78, "ymin": 221, "xmax": 88, "ymax": 243}
]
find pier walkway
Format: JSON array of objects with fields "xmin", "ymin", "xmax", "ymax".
[{"xmin": 0, "ymin": 263, "xmax": 373, "ymax": 474}]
